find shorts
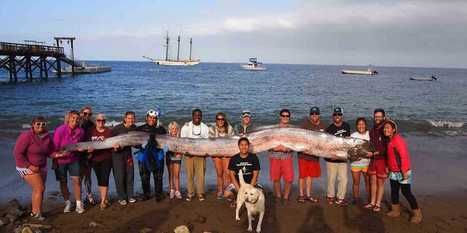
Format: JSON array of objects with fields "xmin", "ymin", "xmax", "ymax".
[
  {"xmin": 55, "ymin": 160, "xmax": 80, "ymax": 181},
  {"xmin": 298, "ymin": 158, "xmax": 321, "ymax": 178},
  {"xmin": 368, "ymin": 159, "xmax": 388, "ymax": 178},
  {"xmin": 351, "ymin": 165, "xmax": 369, "ymax": 173},
  {"xmin": 389, "ymin": 170, "xmax": 413, "ymax": 184},
  {"xmin": 91, "ymin": 159, "xmax": 112, "ymax": 186},
  {"xmin": 270, "ymin": 157, "xmax": 294, "ymax": 182},
  {"xmin": 16, "ymin": 166, "xmax": 47, "ymax": 179}
]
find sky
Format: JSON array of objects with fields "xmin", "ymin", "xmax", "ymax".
[{"xmin": 1, "ymin": 0, "xmax": 467, "ymax": 68}]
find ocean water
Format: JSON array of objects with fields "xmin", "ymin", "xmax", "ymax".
[{"xmin": 0, "ymin": 62, "xmax": 466, "ymax": 203}]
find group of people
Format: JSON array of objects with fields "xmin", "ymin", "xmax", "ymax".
[{"xmin": 13, "ymin": 106, "xmax": 422, "ymax": 224}]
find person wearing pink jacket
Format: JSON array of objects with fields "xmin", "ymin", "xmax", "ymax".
[
  {"xmin": 13, "ymin": 116, "xmax": 54, "ymax": 220},
  {"xmin": 383, "ymin": 120, "xmax": 422, "ymax": 224},
  {"xmin": 52, "ymin": 110, "xmax": 86, "ymax": 214}
]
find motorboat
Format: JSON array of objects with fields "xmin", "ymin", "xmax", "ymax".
[
  {"xmin": 342, "ymin": 68, "xmax": 378, "ymax": 75},
  {"xmin": 410, "ymin": 75, "xmax": 438, "ymax": 81},
  {"xmin": 241, "ymin": 58, "xmax": 266, "ymax": 71}
]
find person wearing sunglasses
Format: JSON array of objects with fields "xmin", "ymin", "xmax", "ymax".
[
  {"xmin": 136, "ymin": 108, "xmax": 167, "ymax": 202},
  {"xmin": 13, "ymin": 116, "xmax": 55, "ymax": 220},
  {"xmin": 234, "ymin": 110, "xmax": 255, "ymax": 136},
  {"xmin": 78, "ymin": 106, "xmax": 95, "ymax": 206},
  {"xmin": 297, "ymin": 107, "xmax": 325, "ymax": 203},
  {"xmin": 325, "ymin": 107, "xmax": 351, "ymax": 206},
  {"xmin": 86, "ymin": 114, "xmax": 113, "ymax": 210},
  {"xmin": 269, "ymin": 109, "xmax": 294, "ymax": 201},
  {"xmin": 180, "ymin": 108, "xmax": 209, "ymax": 201},
  {"xmin": 52, "ymin": 110, "xmax": 86, "ymax": 214},
  {"xmin": 209, "ymin": 112, "xmax": 235, "ymax": 199},
  {"xmin": 111, "ymin": 111, "xmax": 137, "ymax": 205}
]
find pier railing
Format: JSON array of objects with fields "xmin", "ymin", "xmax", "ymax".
[{"xmin": 0, "ymin": 42, "xmax": 64, "ymax": 57}]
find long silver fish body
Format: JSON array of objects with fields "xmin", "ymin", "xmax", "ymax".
[{"xmin": 64, "ymin": 127, "xmax": 369, "ymax": 161}]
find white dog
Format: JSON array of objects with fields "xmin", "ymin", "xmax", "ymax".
[{"xmin": 235, "ymin": 169, "xmax": 265, "ymax": 232}]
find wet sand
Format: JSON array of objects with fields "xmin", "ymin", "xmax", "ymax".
[{"xmin": 3, "ymin": 190, "xmax": 467, "ymax": 233}]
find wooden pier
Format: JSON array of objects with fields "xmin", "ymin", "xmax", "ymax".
[{"xmin": 0, "ymin": 38, "xmax": 80, "ymax": 82}]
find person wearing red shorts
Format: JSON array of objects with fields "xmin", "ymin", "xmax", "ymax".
[
  {"xmin": 364, "ymin": 108, "xmax": 388, "ymax": 212},
  {"xmin": 269, "ymin": 109, "xmax": 294, "ymax": 201},
  {"xmin": 297, "ymin": 107, "xmax": 324, "ymax": 203}
]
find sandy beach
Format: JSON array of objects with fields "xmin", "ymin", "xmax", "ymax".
[{"xmin": 2, "ymin": 189, "xmax": 467, "ymax": 233}]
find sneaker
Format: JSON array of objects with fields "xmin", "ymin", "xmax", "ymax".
[
  {"xmin": 155, "ymin": 193, "xmax": 164, "ymax": 202},
  {"xmin": 118, "ymin": 200, "xmax": 128, "ymax": 206},
  {"xmin": 75, "ymin": 201, "xmax": 85, "ymax": 214},
  {"xmin": 128, "ymin": 198, "xmax": 137, "ymax": 203},
  {"xmin": 216, "ymin": 192, "xmax": 223, "ymax": 200},
  {"xmin": 174, "ymin": 191, "xmax": 182, "ymax": 200},
  {"xmin": 64, "ymin": 200, "xmax": 72, "ymax": 213},
  {"xmin": 169, "ymin": 189, "xmax": 175, "ymax": 200},
  {"xmin": 30, "ymin": 212, "xmax": 45, "ymax": 221},
  {"xmin": 185, "ymin": 194, "xmax": 193, "ymax": 202}
]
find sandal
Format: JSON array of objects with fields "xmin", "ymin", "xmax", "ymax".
[
  {"xmin": 335, "ymin": 199, "xmax": 349, "ymax": 206},
  {"xmin": 307, "ymin": 196, "xmax": 319, "ymax": 203},
  {"xmin": 297, "ymin": 196, "xmax": 305, "ymax": 203},
  {"xmin": 373, "ymin": 205, "xmax": 381, "ymax": 212},
  {"xmin": 198, "ymin": 194, "xmax": 205, "ymax": 202},
  {"xmin": 326, "ymin": 196, "xmax": 335, "ymax": 205},
  {"xmin": 364, "ymin": 203, "xmax": 375, "ymax": 209}
]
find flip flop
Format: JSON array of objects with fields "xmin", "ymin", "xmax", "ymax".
[{"xmin": 307, "ymin": 196, "xmax": 319, "ymax": 203}]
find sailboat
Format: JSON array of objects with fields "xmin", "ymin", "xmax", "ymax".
[{"xmin": 143, "ymin": 33, "xmax": 200, "ymax": 66}]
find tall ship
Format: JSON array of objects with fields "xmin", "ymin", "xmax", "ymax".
[{"xmin": 144, "ymin": 33, "xmax": 200, "ymax": 66}]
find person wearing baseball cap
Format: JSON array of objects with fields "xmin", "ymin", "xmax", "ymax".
[
  {"xmin": 325, "ymin": 106, "xmax": 351, "ymax": 206},
  {"xmin": 136, "ymin": 108, "xmax": 167, "ymax": 201},
  {"xmin": 297, "ymin": 106, "xmax": 325, "ymax": 203},
  {"xmin": 234, "ymin": 110, "xmax": 255, "ymax": 136}
]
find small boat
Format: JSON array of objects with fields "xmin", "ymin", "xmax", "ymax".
[
  {"xmin": 58, "ymin": 61, "xmax": 111, "ymax": 74},
  {"xmin": 410, "ymin": 75, "xmax": 438, "ymax": 81},
  {"xmin": 342, "ymin": 68, "xmax": 378, "ymax": 75},
  {"xmin": 241, "ymin": 58, "xmax": 266, "ymax": 71},
  {"xmin": 144, "ymin": 33, "xmax": 200, "ymax": 66}
]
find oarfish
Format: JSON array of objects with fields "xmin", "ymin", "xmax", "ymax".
[{"xmin": 64, "ymin": 127, "xmax": 370, "ymax": 161}]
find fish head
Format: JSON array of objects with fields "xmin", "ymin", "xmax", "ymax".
[{"xmin": 347, "ymin": 140, "xmax": 370, "ymax": 161}]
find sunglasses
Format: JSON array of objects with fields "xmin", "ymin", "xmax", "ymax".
[
  {"xmin": 34, "ymin": 122, "xmax": 47, "ymax": 127},
  {"xmin": 310, "ymin": 113, "xmax": 320, "ymax": 116},
  {"xmin": 280, "ymin": 115, "xmax": 290, "ymax": 118},
  {"xmin": 83, "ymin": 112, "xmax": 92, "ymax": 116},
  {"xmin": 333, "ymin": 113, "xmax": 343, "ymax": 116},
  {"xmin": 96, "ymin": 119, "xmax": 106, "ymax": 122},
  {"xmin": 216, "ymin": 118, "xmax": 225, "ymax": 121}
]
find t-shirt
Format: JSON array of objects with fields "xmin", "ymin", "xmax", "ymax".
[
  {"xmin": 180, "ymin": 121, "xmax": 209, "ymax": 139},
  {"xmin": 325, "ymin": 122, "xmax": 351, "ymax": 163},
  {"xmin": 369, "ymin": 124, "xmax": 387, "ymax": 160},
  {"xmin": 298, "ymin": 118, "xmax": 326, "ymax": 161},
  {"xmin": 350, "ymin": 131, "xmax": 370, "ymax": 167},
  {"xmin": 87, "ymin": 127, "xmax": 113, "ymax": 162},
  {"xmin": 228, "ymin": 153, "xmax": 260, "ymax": 184}
]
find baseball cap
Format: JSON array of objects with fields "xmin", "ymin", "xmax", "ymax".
[
  {"xmin": 310, "ymin": 106, "xmax": 320, "ymax": 115},
  {"xmin": 241, "ymin": 110, "xmax": 252, "ymax": 118},
  {"xmin": 146, "ymin": 108, "xmax": 161, "ymax": 117},
  {"xmin": 333, "ymin": 107, "xmax": 343, "ymax": 115}
]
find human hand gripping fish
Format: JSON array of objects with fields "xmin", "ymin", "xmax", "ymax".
[{"xmin": 63, "ymin": 126, "xmax": 370, "ymax": 161}]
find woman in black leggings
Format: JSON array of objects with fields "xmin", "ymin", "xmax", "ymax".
[{"xmin": 383, "ymin": 120, "xmax": 422, "ymax": 224}]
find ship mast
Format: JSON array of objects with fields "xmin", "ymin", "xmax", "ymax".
[
  {"xmin": 164, "ymin": 32, "xmax": 169, "ymax": 61},
  {"xmin": 176, "ymin": 35, "xmax": 181, "ymax": 61},
  {"xmin": 189, "ymin": 38, "xmax": 193, "ymax": 61}
]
